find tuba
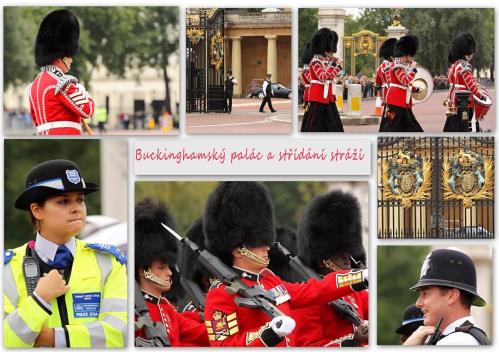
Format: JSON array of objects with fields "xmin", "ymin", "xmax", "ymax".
[{"xmin": 411, "ymin": 65, "xmax": 434, "ymax": 104}]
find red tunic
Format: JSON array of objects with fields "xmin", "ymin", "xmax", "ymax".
[
  {"xmin": 301, "ymin": 66, "xmax": 312, "ymax": 102},
  {"xmin": 448, "ymin": 60, "xmax": 482, "ymax": 108},
  {"xmin": 28, "ymin": 65, "xmax": 95, "ymax": 135},
  {"xmin": 135, "ymin": 291, "xmax": 209, "ymax": 347},
  {"xmin": 386, "ymin": 58, "xmax": 417, "ymax": 108},
  {"xmin": 204, "ymin": 266, "xmax": 365, "ymax": 347},
  {"xmin": 292, "ymin": 290, "xmax": 369, "ymax": 347},
  {"xmin": 308, "ymin": 55, "xmax": 342, "ymax": 104},
  {"xmin": 374, "ymin": 60, "xmax": 392, "ymax": 103}
]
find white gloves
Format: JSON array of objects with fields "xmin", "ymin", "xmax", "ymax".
[
  {"xmin": 362, "ymin": 269, "xmax": 368, "ymax": 282},
  {"xmin": 270, "ymin": 315, "xmax": 296, "ymax": 337}
]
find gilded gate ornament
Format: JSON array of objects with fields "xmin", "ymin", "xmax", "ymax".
[
  {"xmin": 187, "ymin": 28, "xmax": 204, "ymax": 45},
  {"xmin": 382, "ymin": 148, "xmax": 432, "ymax": 209},
  {"xmin": 442, "ymin": 148, "xmax": 493, "ymax": 208},
  {"xmin": 210, "ymin": 31, "xmax": 224, "ymax": 70}
]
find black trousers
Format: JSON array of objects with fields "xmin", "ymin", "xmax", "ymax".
[
  {"xmin": 259, "ymin": 95, "xmax": 275, "ymax": 112},
  {"xmin": 225, "ymin": 93, "xmax": 233, "ymax": 112}
]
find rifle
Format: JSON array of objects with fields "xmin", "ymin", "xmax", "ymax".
[
  {"xmin": 179, "ymin": 276, "xmax": 206, "ymax": 313},
  {"xmin": 272, "ymin": 241, "xmax": 364, "ymax": 326},
  {"xmin": 161, "ymin": 223, "xmax": 284, "ymax": 319},
  {"xmin": 426, "ymin": 317, "xmax": 444, "ymax": 345},
  {"xmin": 134, "ymin": 283, "xmax": 171, "ymax": 347}
]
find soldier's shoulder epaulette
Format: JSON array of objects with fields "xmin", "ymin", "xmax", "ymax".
[
  {"xmin": 208, "ymin": 279, "xmax": 223, "ymax": 291},
  {"xmin": 85, "ymin": 243, "xmax": 127, "ymax": 265},
  {"xmin": 4, "ymin": 249, "xmax": 15, "ymax": 265},
  {"xmin": 392, "ymin": 63, "xmax": 406, "ymax": 71},
  {"xmin": 54, "ymin": 74, "xmax": 79, "ymax": 95},
  {"xmin": 459, "ymin": 62, "xmax": 472, "ymax": 74}
]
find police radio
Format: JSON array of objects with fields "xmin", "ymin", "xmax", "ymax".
[{"xmin": 22, "ymin": 256, "xmax": 41, "ymax": 296}]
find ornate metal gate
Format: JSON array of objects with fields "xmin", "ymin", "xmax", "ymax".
[
  {"xmin": 378, "ymin": 137, "xmax": 494, "ymax": 239},
  {"xmin": 343, "ymin": 30, "xmax": 386, "ymax": 77},
  {"xmin": 186, "ymin": 8, "xmax": 225, "ymax": 113}
]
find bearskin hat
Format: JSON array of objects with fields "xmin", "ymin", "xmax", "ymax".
[
  {"xmin": 268, "ymin": 225, "xmax": 300, "ymax": 282},
  {"xmin": 35, "ymin": 9, "xmax": 80, "ymax": 67},
  {"xmin": 394, "ymin": 35, "xmax": 418, "ymax": 58},
  {"xmin": 135, "ymin": 198, "xmax": 179, "ymax": 278},
  {"xmin": 379, "ymin": 38, "xmax": 397, "ymax": 60},
  {"xmin": 301, "ymin": 42, "xmax": 313, "ymax": 66},
  {"xmin": 298, "ymin": 190, "xmax": 364, "ymax": 271},
  {"xmin": 178, "ymin": 217, "xmax": 210, "ymax": 284},
  {"xmin": 450, "ymin": 33, "xmax": 476, "ymax": 61},
  {"xmin": 203, "ymin": 182, "xmax": 276, "ymax": 266},
  {"xmin": 311, "ymin": 28, "xmax": 339, "ymax": 55}
]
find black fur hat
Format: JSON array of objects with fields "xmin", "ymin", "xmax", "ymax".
[
  {"xmin": 301, "ymin": 42, "xmax": 313, "ymax": 66},
  {"xmin": 135, "ymin": 198, "xmax": 179, "ymax": 278},
  {"xmin": 203, "ymin": 182, "xmax": 276, "ymax": 266},
  {"xmin": 379, "ymin": 38, "xmax": 397, "ymax": 60},
  {"xmin": 394, "ymin": 35, "xmax": 418, "ymax": 58},
  {"xmin": 268, "ymin": 225, "xmax": 300, "ymax": 282},
  {"xmin": 35, "ymin": 9, "xmax": 80, "ymax": 67},
  {"xmin": 450, "ymin": 33, "xmax": 476, "ymax": 61},
  {"xmin": 178, "ymin": 217, "xmax": 209, "ymax": 283},
  {"xmin": 311, "ymin": 28, "xmax": 338, "ymax": 55},
  {"xmin": 298, "ymin": 190, "xmax": 364, "ymax": 271}
]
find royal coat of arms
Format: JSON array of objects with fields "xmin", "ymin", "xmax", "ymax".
[
  {"xmin": 381, "ymin": 148, "xmax": 432, "ymax": 208},
  {"xmin": 442, "ymin": 148, "xmax": 493, "ymax": 208},
  {"xmin": 210, "ymin": 31, "xmax": 224, "ymax": 70}
]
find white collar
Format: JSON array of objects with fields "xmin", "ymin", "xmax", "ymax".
[
  {"xmin": 35, "ymin": 233, "xmax": 76, "ymax": 263},
  {"xmin": 442, "ymin": 316, "xmax": 475, "ymax": 336}
]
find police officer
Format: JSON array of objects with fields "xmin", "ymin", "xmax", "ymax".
[
  {"xmin": 404, "ymin": 248, "xmax": 491, "ymax": 345},
  {"xmin": 202, "ymin": 182, "xmax": 368, "ymax": 347},
  {"xmin": 259, "ymin": 74, "xmax": 277, "ymax": 113},
  {"xmin": 443, "ymin": 33, "xmax": 487, "ymax": 132},
  {"xmin": 225, "ymin": 70, "xmax": 238, "ymax": 113},
  {"xmin": 381, "ymin": 35, "xmax": 423, "ymax": 132},
  {"xmin": 135, "ymin": 199, "xmax": 209, "ymax": 346},
  {"xmin": 4, "ymin": 160, "xmax": 127, "ymax": 347},
  {"xmin": 395, "ymin": 304, "xmax": 424, "ymax": 344},
  {"xmin": 293, "ymin": 190, "xmax": 369, "ymax": 347},
  {"xmin": 29, "ymin": 9, "xmax": 95, "ymax": 135}
]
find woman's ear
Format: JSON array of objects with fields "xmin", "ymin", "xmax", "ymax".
[{"xmin": 30, "ymin": 203, "xmax": 43, "ymax": 221}]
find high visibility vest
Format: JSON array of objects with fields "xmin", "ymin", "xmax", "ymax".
[{"xmin": 4, "ymin": 239, "xmax": 127, "ymax": 347}]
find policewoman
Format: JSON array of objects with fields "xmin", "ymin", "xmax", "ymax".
[{"xmin": 4, "ymin": 160, "xmax": 127, "ymax": 347}]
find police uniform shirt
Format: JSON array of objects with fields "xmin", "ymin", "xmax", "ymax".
[
  {"xmin": 262, "ymin": 80, "xmax": 273, "ymax": 96},
  {"xmin": 34, "ymin": 233, "xmax": 76, "ymax": 347},
  {"xmin": 436, "ymin": 316, "xmax": 481, "ymax": 345}
]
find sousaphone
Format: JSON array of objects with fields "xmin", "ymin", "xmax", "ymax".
[{"xmin": 411, "ymin": 65, "xmax": 434, "ymax": 104}]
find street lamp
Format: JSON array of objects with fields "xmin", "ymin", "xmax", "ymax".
[{"xmin": 430, "ymin": 19, "xmax": 436, "ymax": 75}]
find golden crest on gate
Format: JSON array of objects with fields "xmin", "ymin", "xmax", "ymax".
[
  {"xmin": 442, "ymin": 148, "xmax": 493, "ymax": 208},
  {"xmin": 381, "ymin": 148, "xmax": 432, "ymax": 208},
  {"xmin": 210, "ymin": 31, "xmax": 224, "ymax": 71}
]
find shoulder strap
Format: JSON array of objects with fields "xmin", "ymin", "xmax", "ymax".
[
  {"xmin": 4, "ymin": 249, "xmax": 15, "ymax": 265},
  {"xmin": 454, "ymin": 321, "xmax": 491, "ymax": 345},
  {"xmin": 85, "ymin": 242, "xmax": 127, "ymax": 265}
]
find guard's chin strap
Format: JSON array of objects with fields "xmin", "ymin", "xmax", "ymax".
[
  {"xmin": 144, "ymin": 268, "xmax": 170, "ymax": 287},
  {"xmin": 323, "ymin": 258, "xmax": 342, "ymax": 272},
  {"xmin": 238, "ymin": 246, "xmax": 269, "ymax": 265},
  {"xmin": 62, "ymin": 57, "xmax": 71, "ymax": 71}
]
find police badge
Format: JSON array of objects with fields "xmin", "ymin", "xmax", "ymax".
[
  {"xmin": 381, "ymin": 147, "xmax": 432, "ymax": 208},
  {"xmin": 442, "ymin": 148, "xmax": 493, "ymax": 208},
  {"xmin": 66, "ymin": 169, "xmax": 81, "ymax": 184}
]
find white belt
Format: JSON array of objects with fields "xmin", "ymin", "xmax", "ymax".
[
  {"xmin": 36, "ymin": 121, "xmax": 82, "ymax": 133},
  {"xmin": 310, "ymin": 79, "xmax": 334, "ymax": 99},
  {"xmin": 390, "ymin": 83, "xmax": 411, "ymax": 105},
  {"xmin": 382, "ymin": 83, "xmax": 389, "ymax": 88},
  {"xmin": 453, "ymin": 84, "xmax": 467, "ymax": 88}
]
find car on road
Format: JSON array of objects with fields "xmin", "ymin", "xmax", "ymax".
[{"xmin": 249, "ymin": 83, "xmax": 292, "ymax": 99}]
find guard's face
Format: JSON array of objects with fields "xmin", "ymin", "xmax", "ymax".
[
  {"xmin": 239, "ymin": 245, "xmax": 270, "ymax": 272},
  {"xmin": 31, "ymin": 191, "xmax": 86, "ymax": 241},
  {"xmin": 149, "ymin": 260, "xmax": 173, "ymax": 290},
  {"xmin": 415, "ymin": 286, "xmax": 448, "ymax": 326}
]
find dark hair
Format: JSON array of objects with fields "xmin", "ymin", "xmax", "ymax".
[{"xmin": 438, "ymin": 287, "xmax": 473, "ymax": 309}]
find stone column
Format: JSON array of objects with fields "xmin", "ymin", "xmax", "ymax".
[
  {"xmin": 265, "ymin": 35, "xmax": 278, "ymax": 81},
  {"xmin": 385, "ymin": 25, "xmax": 409, "ymax": 39},
  {"xmin": 317, "ymin": 8, "xmax": 346, "ymax": 60},
  {"xmin": 230, "ymin": 36, "xmax": 242, "ymax": 97}
]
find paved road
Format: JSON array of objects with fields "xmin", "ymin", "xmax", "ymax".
[{"xmin": 186, "ymin": 98, "xmax": 292, "ymax": 134}]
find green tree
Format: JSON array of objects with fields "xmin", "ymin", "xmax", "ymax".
[
  {"xmin": 377, "ymin": 246, "xmax": 430, "ymax": 345},
  {"xmin": 4, "ymin": 140, "xmax": 101, "ymax": 249},
  {"xmin": 298, "ymin": 8, "xmax": 318, "ymax": 65}
]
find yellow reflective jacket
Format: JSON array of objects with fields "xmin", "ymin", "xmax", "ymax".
[{"xmin": 4, "ymin": 239, "xmax": 127, "ymax": 347}]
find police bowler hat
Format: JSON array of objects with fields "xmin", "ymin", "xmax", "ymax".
[
  {"xmin": 395, "ymin": 304, "xmax": 424, "ymax": 335},
  {"xmin": 15, "ymin": 159, "xmax": 99, "ymax": 211},
  {"xmin": 410, "ymin": 248, "xmax": 485, "ymax": 307}
]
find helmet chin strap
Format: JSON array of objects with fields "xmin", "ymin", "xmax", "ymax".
[
  {"xmin": 144, "ymin": 268, "xmax": 170, "ymax": 287},
  {"xmin": 322, "ymin": 258, "xmax": 342, "ymax": 272},
  {"xmin": 62, "ymin": 57, "xmax": 71, "ymax": 71},
  {"xmin": 238, "ymin": 246, "xmax": 269, "ymax": 265}
]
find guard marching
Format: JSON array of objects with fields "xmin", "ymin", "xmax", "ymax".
[
  {"xmin": 28, "ymin": 10, "xmax": 95, "ymax": 135},
  {"xmin": 380, "ymin": 35, "xmax": 424, "ymax": 132},
  {"xmin": 301, "ymin": 28, "xmax": 344, "ymax": 132},
  {"xmin": 375, "ymin": 38, "xmax": 397, "ymax": 124},
  {"xmin": 4, "ymin": 160, "xmax": 127, "ymax": 347}
]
